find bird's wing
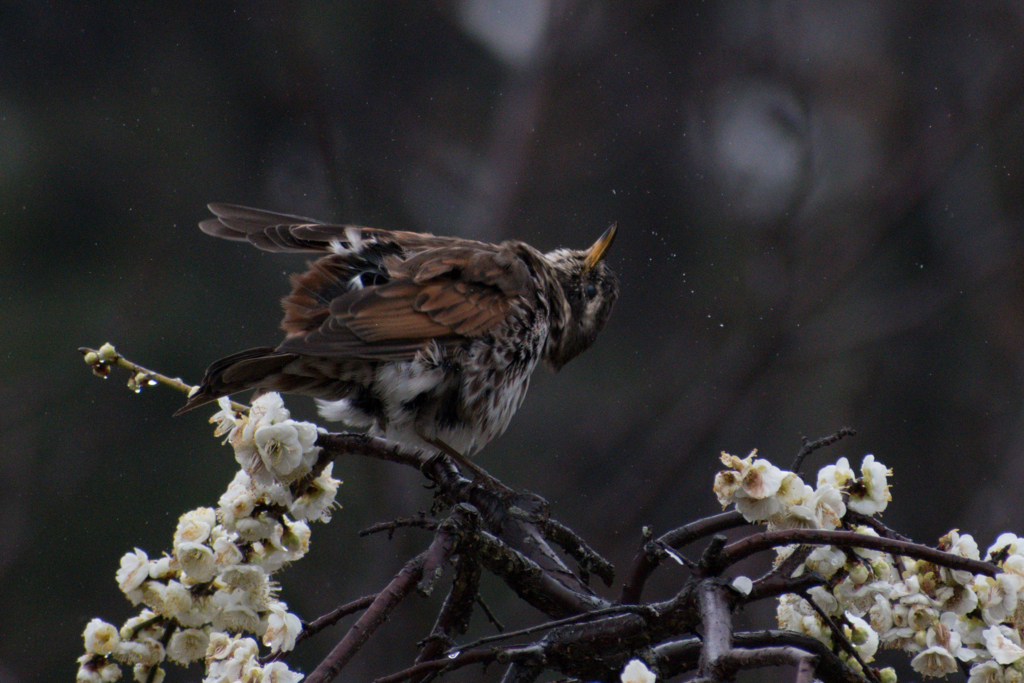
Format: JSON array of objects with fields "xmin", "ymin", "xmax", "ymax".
[
  {"xmin": 277, "ymin": 243, "xmax": 535, "ymax": 361},
  {"xmin": 200, "ymin": 203, "xmax": 468, "ymax": 253}
]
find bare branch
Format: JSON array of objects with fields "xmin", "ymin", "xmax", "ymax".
[
  {"xmin": 306, "ymin": 512, "xmax": 463, "ymax": 683},
  {"xmin": 696, "ymin": 581, "xmax": 734, "ymax": 679},
  {"xmin": 620, "ymin": 511, "xmax": 748, "ymax": 604},
  {"xmin": 791, "ymin": 428, "xmax": 858, "ymax": 474},
  {"xmin": 716, "ymin": 528, "xmax": 999, "ymax": 577}
]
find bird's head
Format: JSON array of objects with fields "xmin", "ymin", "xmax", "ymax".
[{"xmin": 542, "ymin": 224, "xmax": 620, "ymax": 370}]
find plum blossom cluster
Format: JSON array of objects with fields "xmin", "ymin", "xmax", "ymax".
[
  {"xmin": 714, "ymin": 451, "xmax": 1024, "ymax": 681},
  {"xmin": 77, "ymin": 394, "xmax": 340, "ymax": 683},
  {"xmin": 713, "ymin": 451, "xmax": 890, "ymax": 530}
]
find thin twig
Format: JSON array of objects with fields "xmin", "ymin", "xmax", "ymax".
[
  {"xmin": 360, "ymin": 517, "xmax": 439, "ymax": 538},
  {"xmin": 441, "ymin": 604, "xmax": 653, "ymax": 658},
  {"xmin": 791, "ymin": 428, "xmax": 857, "ymax": 474},
  {"xmin": 801, "ymin": 593, "xmax": 881, "ymax": 683},
  {"xmin": 79, "ymin": 344, "xmax": 249, "ymax": 413},
  {"xmin": 294, "ymin": 595, "xmax": 378, "ymax": 649}
]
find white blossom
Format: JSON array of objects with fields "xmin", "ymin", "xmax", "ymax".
[
  {"xmin": 234, "ymin": 513, "xmax": 280, "ymax": 543},
  {"xmin": 911, "ymin": 644, "xmax": 958, "ymax": 677},
  {"xmin": 261, "ymin": 661, "xmax": 304, "ymax": 683},
  {"xmin": 83, "ymin": 618, "xmax": 120, "ymax": 656},
  {"xmin": 289, "ymin": 463, "xmax": 342, "ymax": 522},
  {"xmin": 969, "ymin": 661, "xmax": 1009, "ymax": 683},
  {"xmin": 161, "ymin": 580, "xmax": 193, "ymax": 619},
  {"xmin": 805, "ymin": 545, "xmax": 846, "ymax": 578},
  {"xmin": 730, "ymin": 576, "xmax": 752, "ymax": 596},
  {"xmin": 254, "ymin": 423, "xmax": 307, "ymax": 480},
  {"xmin": 166, "ymin": 628, "xmax": 209, "ymax": 665},
  {"xmin": 713, "ymin": 451, "xmax": 786, "ymax": 522},
  {"xmin": 263, "ymin": 602, "xmax": 302, "ymax": 653},
  {"xmin": 988, "ymin": 534, "xmax": 1023, "ymax": 560},
  {"xmin": 976, "ymin": 574, "xmax": 1020, "ymax": 625},
  {"xmin": 845, "ymin": 612, "xmax": 879, "ymax": 661},
  {"xmin": 116, "ymin": 549, "xmax": 151, "ymax": 600},
  {"xmin": 174, "ymin": 508, "xmax": 216, "ymax": 547},
  {"xmin": 204, "ymin": 633, "xmax": 261, "ymax": 683},
  {"xmin": 817, "ymin": 457, "xmax": 855, "ymax": 490},
  {"xmin": 848, "ymin": 455, "xmax": 891, "ymax": 515},
  {"xmin": 249, "ymin": 393, "xmax": 290, "ymax": 427},
  {"xmin": 211, "ymin": 589, "xmax": 262, "ymax": 632},
  {"xmin": 213, "ymin": 535, "xmax": 244, "ymax": 567},
  {"xmin": 620, "ymin": 658, "xmax": 656, "ymax": 683},
  {"xmin": 176, "ymin": 542, "xmax": 218, "ymax": 583},
  {"xmin": 113, "ymin": 637, "xmax": 165, "ymax": 666},
  {"xmin": 132, "ymin": 664, "xmax": 164, "ymax": 683},
  {"xmin": 984, "ymin": 626, "xmax": 1024, "ymax": 665}
]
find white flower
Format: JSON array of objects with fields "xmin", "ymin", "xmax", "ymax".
[
  {"xmin": 261, "ymin": 661, "xmax": 304, "ymax": 683},
  {"xmin": 714, "ymin": 451, "xmax": 786, "ymax": 522},
  {"xmin": 868, "ymin": 593, "xmax": 894, "ymax": 635},
  {"xmin": 989, "ymin": 534, "xmax": 1023, "ymax": 560},
  {"xmin": 911, "ymin": 645, "xmax": 958, "ymax": 677},
  {"xmin": 234, "ymin": 513, "xmax": 280, "ymax": 543},
  {"xmin": 845, "ymin": 612, "xmax": 879, "ymax": 661},
  {"xmin": 969, "ymin": 661, "xmax": 1009, "ymax": 683},
  {"xmin": 174, "ymin": 508, "xmax": 216, "ymax": 547},
  {"xmin": 767, "ymin": 475, "xmax": 816, "ymax": 529},
  {"xmin": 281, "ymin": 520, "xmax": 311, "ymax": 561},
  {"xmin": 211, "ymin": 589, "xmax": 262, "ymax": 632},
  {"xmin": 807, "ymin": 586, "xmax": 840, "ymax": 616},
  {"xmin": 985, "ymin": 626, "xmax": 1024, "ymax": 665},
  {"xmin": 848, "ymin": 455, "xmax": 891, "ymax": 515},
  {"xmin": 166, "ymin": 628, "xmax": 209, "ymax": 665},
  {"xmin": 120, "ymin": 611, "xmax": 162, "ymax": 641},
  {"xmin": 218, "ymin": 482, "xmax": 256, "ymax": 527},
  {"xmin": 113, "ymin": 638, "xmax": 165, "ymax": 666},
  {"xmin": 620, "ymin": 658, "xmax": 656, "ymax": 683},
  {"xmin": 76, "ymin": 655, "xmax": 104, "ymax": 683},
  {"xmin": 205, "ymin": 634, "xmax": 261, "ymax": 683},
  {"xmin": 147, "ymin": 556, "xmax": 176, "ymax": 580},
  {"xmin": 176, "ymin": 542, "xmax": 217, "ymax": 583},
  {"xmin": 76, "ymin": 655, "xmax": 123, "ymax": 683},
  {"xmin": 117, "ymin": 549, "xmax": 151, "ymax": 599},
  {"xmin": 83, "ymin": 618, "xmax": 120, "ymax": 656},
  {"xmin": 213, "ymin": 535, "xmax": 244, "ymax": 567},
  {"xmin": 211, "ymin": 397, "xmax": 244, "ymax": 439},
  {"xmin": 817, "ymin": 457, "xmax": 855, "ymax": 490},
  {"xmin": 939, "ymin": 530, "xmax": 981, "ymax": 585},
  {"xmin": 160, "ymin": 580, "xmax": 193, "ymax": 619},
  {"xmin": 977, "ymin": 574, "xmax": 1020, "ymax": 625},
  {"xmin": 221, "ymin": 565, "xmax": 271, "ymax": 599},
  {"xmin": 250, "ymin": 392, "xmax": 290, "ymax": 427},
  {"xmin": 263, "ymin": 602, "xmax": 302, "ymax": 653},
  {"xmin": 132, "ymin": 664, "xmax": 164, "ymax": 683},
  {"xmin": 255, "ymin": 423, "xmax": 306, "ymax": 478},
  {"xmin": 289, "ymin": 463, "xmax": 342, "ymax": 522},
  {"xmin": 805, "ymin": 545, "xmax": 846, "ymax": 578}
]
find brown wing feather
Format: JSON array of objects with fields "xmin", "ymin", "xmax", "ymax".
[
  {"xmin": 201, "ymin": 203, "xmax": 483, "ymax": 254},
  {"xmin": 277, "ymin": 243, "xmax": 533, "ymax": 361}
]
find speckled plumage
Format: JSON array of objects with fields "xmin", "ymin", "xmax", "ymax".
[{"xmin": 179, "ymin": 203, "xmax": 619, "ymax": 456}]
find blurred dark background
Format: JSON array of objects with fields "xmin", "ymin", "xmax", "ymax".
[{"xmin": 4, "ymin": 1, "xmax": 1024, "ymax": 681}]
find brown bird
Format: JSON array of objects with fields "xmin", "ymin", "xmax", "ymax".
[{"xmin": 179, "ymin": 204, "xmax": 618, "ymax": 463}]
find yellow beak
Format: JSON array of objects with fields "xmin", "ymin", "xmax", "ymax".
[{"xmin": 582, "ymin": 223, "xmax": 618, "ymax": 272}]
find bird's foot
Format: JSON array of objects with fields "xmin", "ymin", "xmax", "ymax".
[{"xmin": 420, "ymin": 436, "xmax": 515, "ymax": 498}]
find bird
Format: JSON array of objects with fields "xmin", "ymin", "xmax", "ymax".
[{"xmin": 178, "ymin": 203, "xmax": 619, "ymax": 467}]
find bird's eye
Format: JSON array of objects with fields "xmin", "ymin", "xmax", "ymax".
[{"xmin": 584, "ymin": 282, "xmax": 598, "ymax": 298}]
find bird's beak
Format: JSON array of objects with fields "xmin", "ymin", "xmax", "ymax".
[{"xmin": 582, "ymin": 223, "xmax": 617, "ymax": 272}]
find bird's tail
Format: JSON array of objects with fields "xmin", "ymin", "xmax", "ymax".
[{"xmin": 175, "ymin": 346, "xmax": 298, "ymax": 415}]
